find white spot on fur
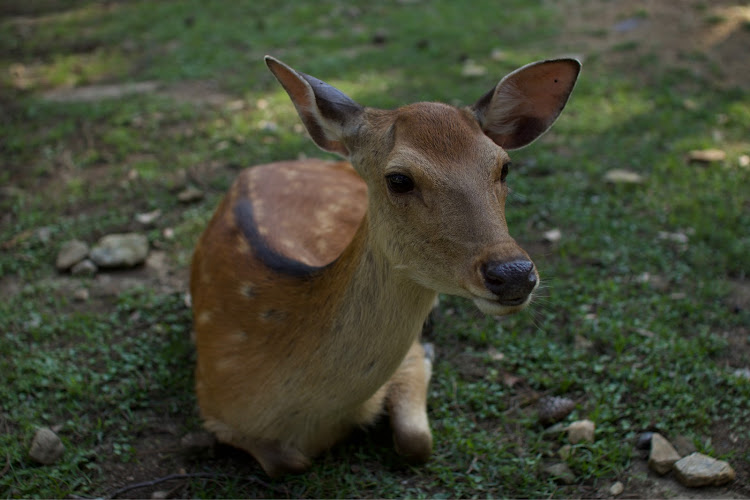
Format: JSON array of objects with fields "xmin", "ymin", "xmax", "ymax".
[{"xmin": 197, "ymin": 310, "xmax": 213, "ymax": 325}]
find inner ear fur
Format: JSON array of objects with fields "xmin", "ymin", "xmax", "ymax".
[{"xmin": 472, "ymin": 58, "xmax": 581, "ymax": 150}]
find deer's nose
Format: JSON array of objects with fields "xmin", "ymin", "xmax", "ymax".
[{"xmin": 482, "ymin": 259, "xmax": 537, "ymax": 305}]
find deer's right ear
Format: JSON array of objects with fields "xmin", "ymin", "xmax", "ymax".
[
  {"xmin": 472, "ymin": 58, "xmax": 580, "ymax": 150},
  {"xmin": 265, "ymin": 56, "xmax": 363, "ymax": 157}
]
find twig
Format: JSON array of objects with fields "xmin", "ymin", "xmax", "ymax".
[{"xmin": 107, "ymin": 472, "xmax": 287, "ymax": 498}]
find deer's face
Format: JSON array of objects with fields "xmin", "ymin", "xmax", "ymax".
[
  {"xmin": 263, "ymin": 55, "xmax": 579, "ymax": 315},
  {"xmin": 356, "ymin": 103, "xmax": 538, "ymax": 316}
]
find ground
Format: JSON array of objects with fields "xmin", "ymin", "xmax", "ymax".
[{"xmin": 1, "ymin": 0, "xmax": 749, "ymax": 498}]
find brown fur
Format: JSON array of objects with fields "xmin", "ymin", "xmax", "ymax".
[{"xmin": 190, "ymin": 56, "xmax": 580, "ymax": 476}]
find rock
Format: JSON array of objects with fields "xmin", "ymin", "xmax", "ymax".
[
  {"xmin": 604, "ymin": 169, "xmax": 644, "ymax": 184},
  {"xmin": 70, "ymin": 259, "xmax": 98, "ymax": 276},
  {"xmin": 35, "ymin": 226, "xmax": 53, "ymax": 244},
  {"xmin": 657, "ymin": 231, "xmax": 689, "ymax": 245},
  {"xmin": 151, "ymin": 491, "xmax": 169, "ymax": 499},
  {"xmin": 739, "ymin": 154, "xmax": 750, "ymax": 168},
  {"xmin": 672, "ymin": 434, "xmax": 697, "ymax": 457},
  {"xmin": 648, "ymin": 433, "xmax": 681, "ymax": 475},
  {"xmin": 609, "ymin": 481, "xmax": 624, "ymax": 496},
  {"xmin": 461, "ymin": 60, "xmax": 487, "ymax": 78},
  {"xmin": 73, "ymin": 288, "xmax": 89, "ymax": 302},
  {"xmin": 687, "ymin": 149, "xmax": 726, "ymax": 164},
  {"xmin": 537, "ymin": 396, "xmax": 576, "ymax": 425},
  {"xmin": 56, "ymin": 240, "xmax": 89, "ymax": 271},
  {"xmin": 636, "ymin": 431, "xmax": 654, "ymax": 450},
  {"xmin": 29, "ymin": 427, "xmax": 64, "ymax": 464},
  {"xmin": 542, "ymin": 422, "xmax": 568, "ymax": 439},
  {"xmin": 673, "ymin": 452, "xmax": 735, "ymax": 487},
  {"xmin": 543, "ymin": 228, "xmax": 562, "ymax": 243},
  {"xmin": 558, "ymin": 444, "xmax": 572, "ymax": 460},
  {"xmin": 135, "ymin": 209, "xmax": 162, "ymax": 227},
  {"xmin": 566, "ymin": 419, "xmax": 595, "ymax": 444},
  {"xmin": 89, "ymin": 233, "xmax": 149, "ymax": 268},
  {"xmin": 542, "ymin": 462, "xmax": 575, "ymax": 485},
  {"xmin": 177, "ymin": 186, "xmax": 204, "ymax": 203}
]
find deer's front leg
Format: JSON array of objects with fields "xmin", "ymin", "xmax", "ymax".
[{"xmin": 386, "ymin": 340, "xmax": 434, "ymax": 463}]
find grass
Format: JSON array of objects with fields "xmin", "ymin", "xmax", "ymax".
[{"xmin": 1, "ymin": 0, "xmax": 749, "ymax": 498}]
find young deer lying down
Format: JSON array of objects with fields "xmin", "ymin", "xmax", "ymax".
[{"xmin": 190, "ymin": 55, "xmax": 580, "ymax": 477}]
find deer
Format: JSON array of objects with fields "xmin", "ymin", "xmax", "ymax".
[{"xmin": 190, "ymin": 55, "xmax": 580, "ymax": 477}]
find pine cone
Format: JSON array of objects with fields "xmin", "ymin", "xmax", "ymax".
[{"xmin": 537, "ymin": 396, "xmax": 576, "ymax": 426}]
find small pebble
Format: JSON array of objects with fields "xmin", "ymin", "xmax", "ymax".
[
  {"xmin": 56, "ymin": 240, "xmax": 90, "ymax": 271},
  {"xmin": 648, "ymin": 433, "xmax": 681, "ymax": 475},
  {"xmin": 29, "ymin": 427, "xmax": 65, "ymax": 465},
  {"xmin": 687, "ymin": 149, "xmax": 726, "ymax": 164},
  {"xmin": 543, "ymin": 228, "xmax": 562, "ymax": 243},
  {"xmin": 70, "ymin": 259, "xmax": 98, "ymax": 276},
  {"xmin": 542, "ymin": 462, "xmax": 575, "ymax": 485},
  {"xmin": 73, "ymin": 288, "xmax": 89, "ymax": 302},
  {"xmin": 609, "ymin": 481, "xmax": 624, "ymax": 496},
  {"xmin": 673, "ymin": 452, "xmax": 735, "ymax": 487},
  {"xmin": 604, "ymin": 169, "xmax": 644, "ymax": 184},
  {"xmin": 177, "ymin": 186, "xmax": 204, "ymax": 203},
  {"xmin": 566, "ymin": 419, "xmax": 595, "ymax": 444}
]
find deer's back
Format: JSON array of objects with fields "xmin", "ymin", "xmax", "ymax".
[{"xmin": 189, "ymin": 160, "xmax": 367, "ymax": 437}]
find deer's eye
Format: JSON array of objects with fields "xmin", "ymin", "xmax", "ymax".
[
  {"xmin": 385, "ymin": 173, "xmax": 415, "ymax": 194},
  {"xmin": 499, "ymin": 162, "xmax": 511, "ymax": 183}
]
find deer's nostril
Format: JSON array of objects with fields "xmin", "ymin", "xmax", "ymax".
[{"xmin": 482, "ymin": 259, "xmax": 537, "ymax": 305}]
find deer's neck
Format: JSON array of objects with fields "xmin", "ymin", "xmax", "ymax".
[{"xmin": 315, "ymin": 215, "xmax": 437, "ymax": 391}]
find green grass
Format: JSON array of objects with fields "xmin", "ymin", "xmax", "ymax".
[{"xmin": 2, "ymin": 0, "xmax": 749, "ymax": 498}]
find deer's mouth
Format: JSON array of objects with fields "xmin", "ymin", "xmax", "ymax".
[{"xmin": 472, "ymin": 295, "xmax": 532, "ymax": 316}]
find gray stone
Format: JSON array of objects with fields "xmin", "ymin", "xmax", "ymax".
[
  {"xmin": 566, "ymin": 419, "xmax": 595, "ymax": 444},
  {"xmin": 56, "ymin": 240, "xmax": 89, "ymax": 271},
  {"xmin": 72, "ymin": 288, "xmax": 89, "ymax": 302},
  {"xmin": 543, "ymin": 228, "xmax": 562, "ymax": 243},
  {"xmin": 89, "ymin": 233, "xmax": 149, "ymax": 268},
  {"xmin": 35, "ymin": 226, "xmax": 53, "ymax": 243},
  {"xmin": 673, "ymin": 452, "xmax": 735, "ymax": 487},
  {"xmin": 177, "ymin": 186, "xmax": 204, "ymax": 203},
  {"xmin": 542, "ymin": 422, "xmax": 567, "ymax": 439},
  {"xmin": 609, "ymin": 481, "xmax": 624, "ymax": 496},
  {"xmin": 648, "ymin": 433, "xmax": 681, "ymax": 475},
  {"xmin": 29, "ymin": 427, "xmax": 64, "ymax": 464},
  {"xmin": 687, "ymin": 149, "xmax": 726, "ymax": 164},
  {"xmin": 70, "ymin": 259, "xmax": 98, "ymax": 276},
  {"xmin": 604, "ymin": 169, "xmax": 644, "ymax": 184},
  {"xmin": 542, "ymin": 462, "xmax": 575, "ymax": 485},
  {"xmin": 135, "ymin": 209, "xmax": 162, "ymax": 227}
]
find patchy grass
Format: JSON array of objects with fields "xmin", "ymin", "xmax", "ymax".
[{"xmin": 1, "ymin": 0, "xmax": 749, "ymax": 498}]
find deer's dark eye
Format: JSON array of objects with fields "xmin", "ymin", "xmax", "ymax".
[
  {"xmin": 386, "ymin": 173, "xmax": 415, "ymax": 194},
  {"xmin": 500, "ymin": 162, "xmax": 511, "ymax": 183}
]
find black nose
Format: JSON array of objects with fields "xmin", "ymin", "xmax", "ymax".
[{"xmin": 482, "ymin": 259, "xmax": 537, "ymax": 305}]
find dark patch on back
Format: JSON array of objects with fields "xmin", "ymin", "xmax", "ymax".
[{"xmin": 234, "ymin": 199, "xmax": 331, "ymax": 278}]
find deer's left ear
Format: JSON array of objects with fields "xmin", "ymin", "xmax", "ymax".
[
  {"xmin": 266, "ymin": 56, "xmax": 363, "ymax": 157},
  {"xmin": 471, "ymin": 59, "xmax": 580, "ymax": 150}
]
